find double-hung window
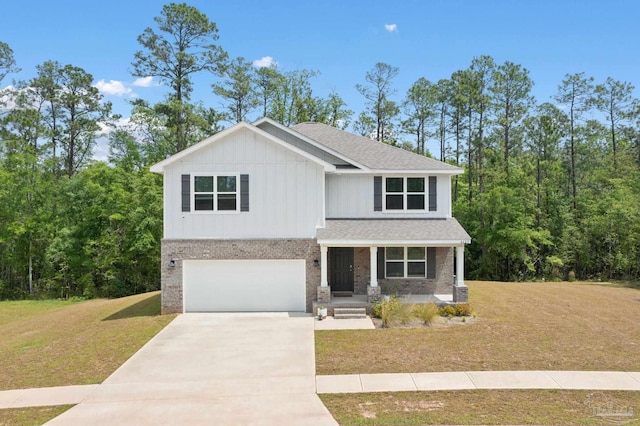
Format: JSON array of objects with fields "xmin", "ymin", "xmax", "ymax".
[
  {"xmin": 193, "ymin": 174, "xmax": 239, "ymax": 212},
  {"xmin": 385, "ymin": 247, "xmax": 426, "ymax": 278},
  {"xmin": 384, "ymin": 177, "xmax": 426, "ymax": 211}
]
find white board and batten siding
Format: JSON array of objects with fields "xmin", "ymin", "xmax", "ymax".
[
  {"xmin": 325, "ymin": 174, "xmax": 453, "ymax": 218},
  {"xmin": 163, "ymin": 127, "xmax": 324, "ymax": 239}
]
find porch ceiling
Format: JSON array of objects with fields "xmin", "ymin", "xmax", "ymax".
[{"xmin": 317, "ymin": 218, "xmax": 471, "ymax": 247}]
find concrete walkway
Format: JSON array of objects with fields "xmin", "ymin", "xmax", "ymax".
[
  {"xmin": 0, "ymin": 385, "xmax": 98, "ymax": 409},
  {"xmin": 42, "ymin": 313, "xmax": 337, "ymax": 426},
  {"xmin": 316, "ymin": 371, "xmax": 640, "ymax": 393},
  {"xmin": 2, "ymin": 371, "xmax": 640, "ymax": 410},
  {"xmin": 2, "ymin": 314, "xmax": 639, "ymax": 424}
]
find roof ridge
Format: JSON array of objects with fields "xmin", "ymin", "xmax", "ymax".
[{"xmin": 292, "ymin": 122, "xmax": 460, "ymax": 170}]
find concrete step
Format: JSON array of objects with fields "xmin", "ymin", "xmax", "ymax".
[{"xmin": 333, "ymin": 307, "xmax": 367, "ymax": 319}]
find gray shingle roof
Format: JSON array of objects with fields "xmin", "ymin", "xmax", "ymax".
[
  {"xmin": 291, "ymin": 122, "xmax": 462, "ymax": 172},
  {"xmin": 317, "ymin": 218, "xmax": 471, "ymax": 244}
]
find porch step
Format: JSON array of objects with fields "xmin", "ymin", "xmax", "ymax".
[{"xmin": 333, "ymin": 307, "xmax": 367, "ymax": 319}]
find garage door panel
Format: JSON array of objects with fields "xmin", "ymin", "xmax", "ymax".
[{"xmin": 183, "ymin": 259, "xmax": 305, "ymax": 312}]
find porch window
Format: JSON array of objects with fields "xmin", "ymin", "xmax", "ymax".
[
  {"xmin": 385, "ymin": 247, "xmax": 426, "ymax": 278},
  {"xmin": 193, "ymin": 174, "xmax": 239, "ymax": 212},
  {"xmin": 384, "ymin": 177, "xmax": 426, "ymax": 211}
]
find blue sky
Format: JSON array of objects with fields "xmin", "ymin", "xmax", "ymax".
[{"xmin": 2, "ymin": 0, "xmax": 639, "ymax": 135}]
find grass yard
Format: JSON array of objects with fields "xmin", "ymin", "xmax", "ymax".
[
  {"xmin": 0, "ymin": 291, "xmax": 176, "ymax": 390},
  {"xmin": 0, "ymin": 406, "xmax": 72, "ymax": 426},
  {"xmin": 316, "ymin": 281, "xmax": 640, "ymax": 374},
  {"xmin": 320, "ymin": 390, "xmax": 640, "ymax": 425}
]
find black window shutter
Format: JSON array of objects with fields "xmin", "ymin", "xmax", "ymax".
[
  {"xmin": 426, "ymin": 247, "xmax": 436, "ymax": 279},
  {"xmin": 377, "ymin": 247, "xmax": 385, "ymax": 278},
  {"xmin": 428, "ymin": 176, "xmax": 437, "ymax": 211},
  {"xmin": 374, "ymin": 176, "xmax": 382, "ymax": 211},
  {"xmin": 181, "ymin": 174, "xmax": 190, "ymax": 212},
  {"xmin": 240, "ymin": 174, "xmax": 249, "ymax": 212}
]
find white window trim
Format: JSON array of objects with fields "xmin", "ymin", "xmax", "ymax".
[
  {"xmin": 384, "ymin": 246, "xmax": 427, "ymax": 279},
  {"xmin": 382, "ymin": 176, "xmax": 428, "ymax": 212},
  {"xmin": 191, "ymin": 173, "xmax": 241, "ymax": 214}
]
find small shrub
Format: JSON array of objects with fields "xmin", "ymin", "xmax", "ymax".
[
  {"xmin": 414, "ymin": 303, "xmax": 439, "ymax": 325},
  {"xmin": 461, "ymin": 316, "xmax": 466, "ymax": 323},
  {"xmin": 438, "ymin": 305, "xmax": 456, "ymax": 318},
  {"xmin": 378, "ymin": 296, "xmax": 414, "ymax": 327},
  {"xmin": 454, "ymin": 303, "xmax": 473, "ymax": 316},
  {"xmin": 371, "ymin": 299, "xmax": 382, "ymax": 318}
]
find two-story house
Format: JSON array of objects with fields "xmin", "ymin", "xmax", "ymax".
[{"xmin": 150, "ymin": 118, "xmax": 471, "ymax": 314}]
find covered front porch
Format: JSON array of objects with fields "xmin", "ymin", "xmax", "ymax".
[
  {"xmin": 312, "ymin": 293, "xmax": 455, "ymax": 316},
  {"xmin": 314, "ymin": 219, "xmax": 471, "ymax": 311}
]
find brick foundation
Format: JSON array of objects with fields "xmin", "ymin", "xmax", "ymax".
[
  {"xmin": 453, "ymin": 284, "xmax": 468, "ymax": 303},
  {"xmin": 367, "ymin": 285, "xmax": 381, "ymax": 302},
  {"xmin": 161, "ymin": 238, "xmax": 320, "ymax": 314},
  {"xmin": 317, "ymin": 286, "xmax": 331, "ymax": 303}
]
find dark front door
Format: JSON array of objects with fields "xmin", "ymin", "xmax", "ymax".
[{"xmin": 330, "ymin": 247, "xmax": 354, "ymax": 292}]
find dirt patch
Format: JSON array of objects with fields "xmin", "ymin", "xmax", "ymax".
[{"xmin": 371, "ymin": 315, "xmax": 477, "ymax": 329}]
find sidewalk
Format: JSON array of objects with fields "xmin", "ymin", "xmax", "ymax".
[
  {"xmin": 2, "ymin": 371, "xmax": 640, "ymax": 410},
  {"xmin": 316, "ymin": 371, "xmax": 640, "ymax": 393},
  {"xmin": 0, "ymin": 384, "xmax": 98, "ymax": 409},
  {"xmin": 2, "ymin": 317, "xmax": 639, "ymax": 411}
]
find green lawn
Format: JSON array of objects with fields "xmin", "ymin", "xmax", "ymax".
[
  {"xmin": 316, "ymin": 281, "xmax": 640, "ymax": 374},
  {"xmin": 0, "ymin": 291, "xmax": 176, "ymax": 390}
]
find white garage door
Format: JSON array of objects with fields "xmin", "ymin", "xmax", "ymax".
[{"xmin": 183, "ymin": 259, "xmax": 306, "ymax": 312}]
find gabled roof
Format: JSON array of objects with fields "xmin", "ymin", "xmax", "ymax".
[
  {"xmin": 317, "ymin": 218, "xmax": 471, "ymax": 246},
  {"xmin": 253, "ymin": 117, "xmax": 368, "ymax": 170},
  {"xmin": 291, "ymin": 122, "xmax": 463, "ymax": 174},
  {"xmin": 149, "ymin": 121, "xmax": 336, "ymax": 174}
]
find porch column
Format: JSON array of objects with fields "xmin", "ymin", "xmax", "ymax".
[
  {"xmin": 367, "ymin": 246, "xmax": 381, "ymax": 302},
  {"xmin": 369, "ymin": 246, "xmax": 378, "ymax": 287},
  {"xmin": 320, "ymin": 245, "xmax": 328, "ymax": 287},
  {"xmin": 456, "ymin": 246, "xmax": 465, "ymax": 286}
]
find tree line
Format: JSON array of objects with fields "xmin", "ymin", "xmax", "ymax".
[{"xmin": 0, "ymin": 3, "xmax": 638, "ymax": 299}]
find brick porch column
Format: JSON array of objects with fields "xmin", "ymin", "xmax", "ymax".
[
  {"xmin": 453, "ymin": 245, "xmax": 468, "ymax": 303},
  {"xmin": 318, "ymin": 245, "xmax": 330, "ymax": 303}
]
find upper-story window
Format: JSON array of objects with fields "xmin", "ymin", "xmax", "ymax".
[
  {"xmin": 193, "ymin": 174, "xmax": 239, "ymax": 212},
  {"xmin": 384, "ymin": 177, "xmax": 426, "ymax": 211}
]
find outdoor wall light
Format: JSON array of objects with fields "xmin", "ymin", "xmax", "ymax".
[
  {"xmin": 168, "ymin": 259, "xmax": 176, "ymax": 268},
  {"xmin": 313, "ymin": 259, "xmax": 319, "ymax": 267}
]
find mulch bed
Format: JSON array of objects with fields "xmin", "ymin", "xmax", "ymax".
[{"xmin": 370, "ymin": 315, "xmax": 477, "ymax": 329}]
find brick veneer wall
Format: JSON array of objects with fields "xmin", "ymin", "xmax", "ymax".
[
  {"xmin": 330, "ymin": 246, "xmax": 454, "ymax": 296},
  {"xmin": 353, "ymin": 247, "xmax": 370, "ymax": 295},
  {"xmin": 161, "ymin": 239, "xmax": 320, "ymax": 314}
]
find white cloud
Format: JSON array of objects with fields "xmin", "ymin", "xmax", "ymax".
[
  {"xmin": 385, "ymin": 24, "xmax": 398, "ymax": 33},
  {"xmin": 93, "ymin": 136, "xmax": 110, "ymax": 162},
  {"xmin": 133, "ymin": 76, "xmax": 155, "ymax": 87},
  {"xmin": 96, "ymin": 117, "xmax": 132, "ymax": 136},
  {"xmin": 0, "ymin": 85, "xmax": 17, "ymax": 111},
  {"xmin": 252, "ymin": 56, "xmax": 277, "ymax": 68},
  {"xmin": 94, "ymin": 79, "xmax": 132, "ymax": 96}
]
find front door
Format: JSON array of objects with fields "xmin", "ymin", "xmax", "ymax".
[{"xmin": 330, "ymin": 247, "xmax": 354, "ymax": 292}]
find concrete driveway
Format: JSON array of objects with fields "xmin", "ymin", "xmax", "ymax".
[{"xmin": 47, "ymin": 313, "xmax": 337, "ymax": 425}]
